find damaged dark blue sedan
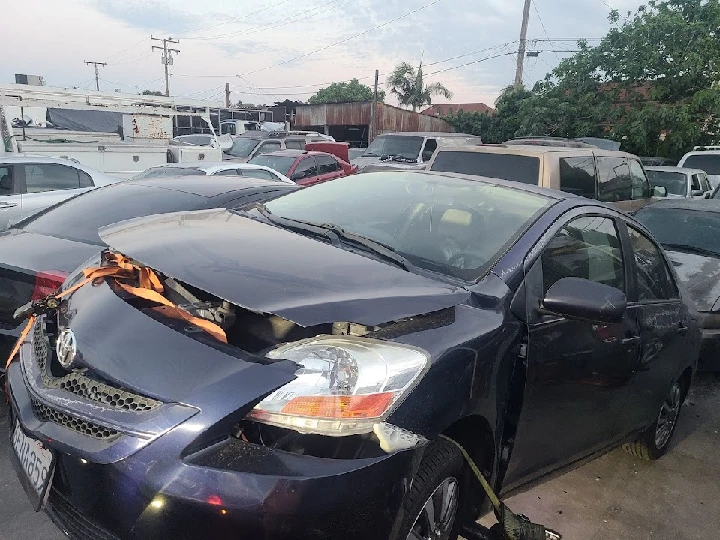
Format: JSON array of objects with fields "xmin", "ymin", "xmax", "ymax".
[{"xmin": 6, "ymin": 171, "xmax": 700, "ymax": 540}]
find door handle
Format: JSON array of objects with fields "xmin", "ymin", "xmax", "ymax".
[{"xmin": 0, "ymin": 201, "xmax": 18, "ymax": 210}]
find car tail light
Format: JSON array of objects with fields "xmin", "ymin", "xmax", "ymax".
[
  {"xmin": 247, "ymin": 335, "xmax": 430, "ymax": 436},
  {"xmin": 31, "ymin": 271, "xmax": 69, "ymax": 301}
]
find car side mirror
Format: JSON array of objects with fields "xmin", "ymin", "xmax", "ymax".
[
  {"xmin": 542, "ymin": 277, "xmax": 627, "ymax": 324},
  {"xmin": 653, "ymin": 186, "xmax": 667, "ymax": 197}
]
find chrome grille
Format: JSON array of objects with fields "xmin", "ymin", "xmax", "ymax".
[
  {"xmin": 31, "ymin": 397, "xmax": 120, "ymax": 441},
  {"xmin": 32, "ymin": 319, "xmax": 162, "ymax": 412}
]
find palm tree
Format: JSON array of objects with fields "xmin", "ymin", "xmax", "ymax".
[{"xmin": 386, "ymin": 61, "xmax": 453, "ymax": 112}]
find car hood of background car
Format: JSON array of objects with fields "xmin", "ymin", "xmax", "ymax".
[
  {"xmin": 666, "ymin": 249, "xmax": 720, "ymax": 311},
  {"xmin": 99, "ymin": 209, "xmax": 470, "ymax": 327}
]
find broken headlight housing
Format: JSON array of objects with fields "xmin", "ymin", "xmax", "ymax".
[{"xmin": 246, "ymin": 335, "xmax": 430, "ymax": 436}]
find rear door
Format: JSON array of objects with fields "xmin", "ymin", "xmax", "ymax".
[
  {"xmin": 616, "ymin": 222, "xmax": 691, "ymax": 433},
  {"xmin": 0, "ymin": 164, "xmax": 22, "ymax": 230},
  {"xmin": 315, "ymin": 155, "xmax": 344, "ymax": 183},
  {"xmin": 505, "ymin": 211, "xmax": 641, "ymax": 485},
  {"xmin": 290, "ymin": 157, "xmax": 320, "ymax": 185},
  {"xmin": 20, "ymin": 163, "xmax": 93, "ymax": 223}
]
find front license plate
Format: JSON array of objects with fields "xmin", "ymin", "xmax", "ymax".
[{"xmin": 11, "ymin": 420, "xmax": 55, "ymax": 510}]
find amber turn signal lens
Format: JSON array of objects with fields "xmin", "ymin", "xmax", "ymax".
[{"xmin": 280, "ymin": 392, "xmax": 395, "ymax": 419}]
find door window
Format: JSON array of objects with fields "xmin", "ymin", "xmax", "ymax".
[
  {"xmin": 628, "ymin": 160, "xmax": 651, "ymax": 199},
  {"xmin": 214, "ymin": 169, "xmax": 241, "ymax": 176},
  {"xmin": 291, "ymin": 157, "xmax": 319, "ymax": 181},
  {"xmin": 257, "ymin": 141, "xmax": 282, "ymax": 153},
  {"xmin": 596, "ymin": 157, "xmax": 631, "ymax": 202},
  {"xmin": 24, "ymin": 164, "xmax": 82, "ymax": 193},
  {"xmin": 627, "ymin": 226, "xmax": 678, "ymax": 301},
  {"xmin": 691, "ymin": 175, "xmax": 701, "ymax": 191},
  {"xmin": 559, "ymin": 156, "xmax": 596, "ymax": 199},
  {"xmin": 285, "ymin": 139, "xmax": 305, "ymax": 150},
  {"xmin": 542, "ymin": 216, "xmax": 625, "ymax": 294},
  {"xmin": 0, "ymin": 166, "xmax": 15, "ymax": 194},
  {"xmin": 316, "ymin": 155, "xmax": 341, "ymax": 174},
  {"xmin": 78, "ymin": 170, "xmax": 94, "ymax": 188},
  {"xmin": 421, "ymin": 139, "xmax": 438, "ymax": 162},
  {"xmin": 241, "ymin": 169, "xmax": 278, "ymax": 181}
]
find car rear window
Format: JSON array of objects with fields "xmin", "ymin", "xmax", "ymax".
[
  {"xmin": 22, "ymin": 184, "xmax": 204, "ymax": 244},
  {"xmin": 559, "ymin": 156, "xmax": 596, "ymax": 198},
  {"xmin": 682, "ymin": 155, "xmax": 720, "ymax": 175},
  {"xmin": 430, "ymin": 151, "xmax": 541, "ymax": 185},
  {"xmin": 248, "ymin": 155, "xmax": 297, "ymax": 176}
]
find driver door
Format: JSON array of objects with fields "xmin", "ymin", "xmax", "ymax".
[{"xmin": 505, "ymin": 213, "xmax": 641, "ymax": 487}]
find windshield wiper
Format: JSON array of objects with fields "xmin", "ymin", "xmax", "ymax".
[
  {"xmin": 316, "ymin": 223, "xmax": 417, "ymax": 273},
  {"xmin": 236, "ymin": 206, "xmax": 341, "ymax": 245},
  {"xmin": 380, "ymin": 153, "xmax": 417, "ymax": 163},
  {"xmin": 663, "ymin": 243, "xmax": 720, "ymax": 258}
]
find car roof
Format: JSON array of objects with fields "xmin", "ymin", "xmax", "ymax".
[
  {"xmin": 645, "ymin": 166, "xmax": 704, "ymax": 174},
  {"xmin": 382, "ymin": 132, "xmax": 478, "ymax": 138},
  {"xmin": 434, "ymin": 144, "xmax": 636, "ymax": 158},
  {"xmin": 639, "ymin": 199, "xmax": 720, "ymax": 213},
  {"xmin": 258, "ymin": 149, "xmax": 305, "ymax": 157},
  {"xmin": 154, "ymin": 161, "xmax": 275, "ymax": 171},
  {"xmin": 124, "ymin": 175, "xmax": 294, "ymax": 197}
]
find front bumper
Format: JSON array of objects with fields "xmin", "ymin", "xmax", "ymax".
[
  {"xmin": 699, "ymin": 328, "xmax": 720, "ymax": 371},
  {"xmin": 7, "ymin": 359, "xmax": 423, "ymax": 540}
]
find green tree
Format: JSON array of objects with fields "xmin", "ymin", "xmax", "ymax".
[
  {"xmin": 386, "ymin": 62, "xmax": 452, "ymax": 112},
  {"xmin": 308, "ymin": 79, "xmax": 384, "ymax": 104}
]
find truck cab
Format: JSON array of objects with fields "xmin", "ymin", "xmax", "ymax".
[{"xmin": 220, "ymin": 120, "xmax": 261, "ymax": 136}]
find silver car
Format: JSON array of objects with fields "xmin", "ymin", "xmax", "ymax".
[
  {"xmin": 130, "ymin": 162, "xmax": 294, "ymax": 184},
  {"xmin": 645, "ymin": 166, "xmax": 713, "ymax": 198},
  {"xmin": 0, "ymin": 155, "xmax": 120, "ymax": 230}
]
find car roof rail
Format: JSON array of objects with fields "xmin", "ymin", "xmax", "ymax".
[{"xmin": 692, "ymin": 145, "xmax": 720, "ymax": 151}]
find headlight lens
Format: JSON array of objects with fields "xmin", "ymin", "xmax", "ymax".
[{"xmin": 246, "ymin": 335, "xmax": 430, "ymax": 436}]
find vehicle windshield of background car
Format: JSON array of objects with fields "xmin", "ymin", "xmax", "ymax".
[
  {"xmin": 130, "ymin": 167, "xmax": 206, "ymax": 180},
  {"xmin": 21, "ymin": 183, "xmax": 202, "ymax": 244},
  {"xmin": 263, "ymin": 172, "xmax": 551, "ymax": 280},
  {"xmin": 430, "ymin": 151, "xmax": 541, "ymax": 185},
  {"xmin": 634, "ymin": 206, "xmax": 720, "ymax": 257},
  {"xmin": 362, "ymin": 135, "xmax": 424, "ymax": 160},
  {"xmin": 646, "ymin": 170, "xmax": 687, "ymax": 196},
  {"xmin": 682, "ymin": 154, "xmax": 720, "ymax": 175},
  {"xmin": 225, "ymin": 138, "xmax": 260, "ymax": 158},
  {"xmin": 248, "ymin": 155, "xmax": 297, "ymax": 176}
]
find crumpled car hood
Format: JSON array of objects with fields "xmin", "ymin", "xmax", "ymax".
[
  {"xmin": 666, "ymin": 249, "xmax": 720, "ymax": 311},
  {"xmin": 99, "ymin": 209, "xmax": 470, "ymax": 327}
]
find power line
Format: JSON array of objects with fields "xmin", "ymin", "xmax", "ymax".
[
  {"xmin": 107, "ymin": 52, "xmax": 154, "ymax": 66},
  {"xmin": 240, "ymin": 0, "xmax": 446, "ymax": 77},
  {"xmin": 180, "ymin": 0, "xmax": 293, "ymax": 38},
  {"xmin": 531, "ymin": 0, "xmax": 562, "ymax": 61},
  {"xmin": 151, "ymin": 36, "xmax": 180, "ymax": 97}
]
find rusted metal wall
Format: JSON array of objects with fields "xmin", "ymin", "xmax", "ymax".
[{"xmin": 294, "ymin": 102, "xmax": 453, "ymax": 136}]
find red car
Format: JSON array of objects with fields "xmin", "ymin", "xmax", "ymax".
[{"xmin": 248, "ymin": 148, "xmax": 357, "ymax": 186}]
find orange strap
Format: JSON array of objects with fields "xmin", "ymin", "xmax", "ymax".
[{"xmin": 4, "ymin": 252, "xmax": 227, "ymax": 370}]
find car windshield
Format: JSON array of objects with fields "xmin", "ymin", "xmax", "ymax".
[
  {"xmin": 248, "ymin": 155, "xmax": 297, "ymax": 176},
  {"xmin": 682, "ymin": 154, "xmax": 720, "ymax": 175},
  {"xmin": 263, "ymin": 172, "xmax": 551, "ymax": 280},
  {"xmin": 362, "ymin": 135, "xmax": 423, "ymax": 160},
  {"xmin": 646, "ymin": 170, "xmax": 687, "ymax": 196},
  {"xmin": 430, "ymin": 151, "xmax": 541, "ymax": 185},
  {"xmin": 634, "ymin": 206, "xmax": 720, "ymax": 257},
  {"xmin": 22, "ymin": 184, "xmax": 203, "ymax": 244},
  {"xmin": 130, "ymin": 167, "xmax": 206, "ymax": 180},
  {"xmin": 226, "ymin": 138, "xmax": 261, "ymax": 158}
]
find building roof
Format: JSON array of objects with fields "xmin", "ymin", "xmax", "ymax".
[{"xmin": 421, "ymin": 103, "xmax": 495, "ymax": 117}]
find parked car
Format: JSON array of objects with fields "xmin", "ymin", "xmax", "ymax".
[
  {"xmin": 224, "ymin": 133, "xmax": 334, "ymax": 163},
  {"xmin": 645, "ymin": 166, "xmax": 713, "ymax": 198},
  {"xmin": 130, "ymin": 162, "xmax": 294, "ymax": 184},
  {"xmin": 7, "ymin": 171, "xmax": 698, "ymax": 540},
  {"xmin": 678, "ymin": 147, "xmax": 720, "ymax": 189},
  {"xmin": 351, "ymin": 132, "xmax": 481, "ymax": 171},
  {"xmin": 634, "ymin": 199, "xmax": 720, "ymax": 370},
  {"xmin": 249, "ymin": 149, "xmax": 356, "ymax": 186},
  {"xmin": 428, "ymin": 144, "xmax": 657, "ymax": 212},
  {"xmin": 0, "ymin": 175, "xmax": 297, "ymax": 360},
  {"xmin": 0, "ymin": 155, "xmax": 120, "ymax": 230}
]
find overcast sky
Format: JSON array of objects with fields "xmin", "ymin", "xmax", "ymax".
[{"xmin": 4, "ymin": 0, "xmax": 646, "ymax": 107}]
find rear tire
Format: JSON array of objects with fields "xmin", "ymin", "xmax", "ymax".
[
  {"xmin": 397, "ymin": 438, "xmax": 465, "ymax": 540},
  {"xmin": 623, "ymin": 378, "xmax": 684, "ymax": 460}
]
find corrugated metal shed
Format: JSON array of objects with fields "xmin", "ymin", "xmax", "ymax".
[{"xmin": 294, "ymin": 102, "xmax": 453, "ymax": 135}]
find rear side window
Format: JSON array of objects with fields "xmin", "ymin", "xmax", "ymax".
[
  {"xmin": 628, "ymin": 160, "xmax": 651, "ymax": 199},
  {"xmin": 0, "ymin": 166, "xmax": 15, "ymax": 194},
  {"xmin": 430, "ymin": 151, "xmax": 541, "ymax": 185},
  {"xmin": 258, "ymin": 141, "xmax": 282, "ymax": 153},
  {"xmin": 691, "ymin": 175, "xmax": 701, "ymax": 191},
  {"xmin": 596, "ymin": 157, "xmax": 631, "ymax": 202},
  {"xmin": 241, "ymin": 169, "xmax": 278, "ymax": 181},
  {"xmin": 627, "ymin": 226, "xmax": 678, "ymax": 301},
  {"xmin": 285, "ymin": 139, "xmax": 305, "ymax": 150},
  {"xmin": 78, "ymin": 170, "xmax": 94, "ymax": 188},
  {"xmin": 559, "ymin": 156, "xmax": 596, "ymax": 199},
  {"xmin": 542, "ymin": 216, "xmax": 625, "ymax": 294},
  {"xmin": 24, "ymin": 164, "xmax": 82, "ymax": 192}
]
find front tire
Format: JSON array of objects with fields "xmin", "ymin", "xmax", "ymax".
[
  {"xmin": 398, "ymin": 438, "xmax": 464, "ymax": 540},
  {"xmin": 624, "ymin": 378, "xmax": 684, "ymax": 460}
]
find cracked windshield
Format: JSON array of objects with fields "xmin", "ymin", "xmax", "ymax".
[{"xmin": 1, "ymin": 1, "xmax": 719, "ymax": 540}]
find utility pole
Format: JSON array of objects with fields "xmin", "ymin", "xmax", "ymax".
[
  {"xmin": 225, "ymin": 82, "xmax": 231, "ymax": 108},
  {"xmin": 514, "ymin": 0, "xmax": 532, "ymax": 89},
  {"xmin": 151, "ymin": 36, "xmax": 180, "ymax": 97},
  {"xmin": 369, "ymin": 69, "xmax": 379, "ymax": 143},
  {"xmin": 84, "ymin": 61, "xmax": 106, "ymax": 91}
]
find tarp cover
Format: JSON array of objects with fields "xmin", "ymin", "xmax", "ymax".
[{"xmin": 47, "ymin": 108, "xmax": 123, "ymax": 135}]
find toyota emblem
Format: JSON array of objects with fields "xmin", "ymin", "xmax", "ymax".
[{"xmin": 56, "ymin": 329, "xmax": 77, "ymax": 369}]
